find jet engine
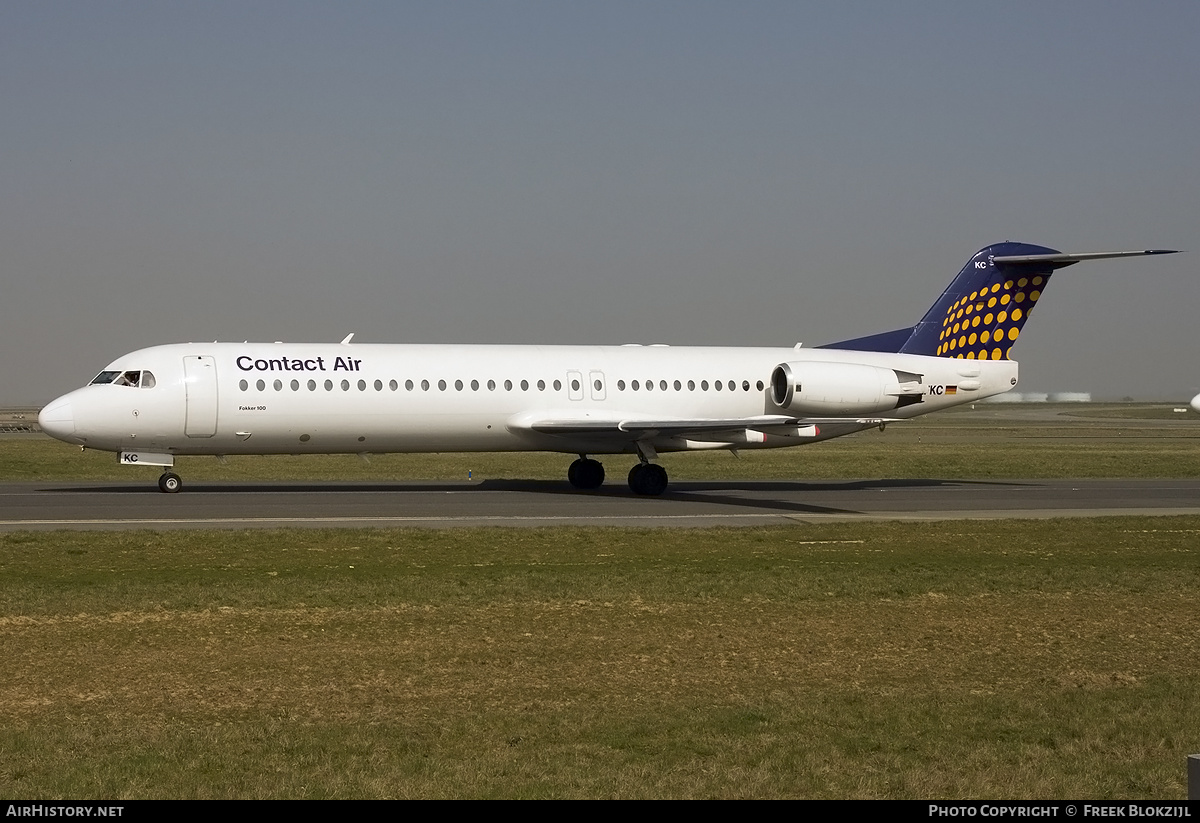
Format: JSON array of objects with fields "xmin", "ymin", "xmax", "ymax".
[{"xmin": 770, "ymin": 361, "xmax": 921, "ymax": 416}]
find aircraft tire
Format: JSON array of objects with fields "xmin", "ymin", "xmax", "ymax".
[
  {"xmin": 582, "ymin": 459, "xmax": 604, "ymax": 489},
  {"xmin": 568, "ymin": 458, "xmax": 604, "ymax": 490},
  {"xmin": 628, "ymin": 463, "xmax": 668, "ymax": 496},
  {"xmin": 158, "ymin": 472, "xmax": 182, "ymax": 494}
]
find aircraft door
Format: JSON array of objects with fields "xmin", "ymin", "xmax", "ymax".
[
  {"xmin": 589, "ymin": 370, "xmax": 607, "ymax": 401},
  {"xmin": 183, "ymin": 355, "xmax": 218, "ymax": 437},
  {"xmin": 567, "ymin": 370, "xmax": 584, "ymax": 401}
]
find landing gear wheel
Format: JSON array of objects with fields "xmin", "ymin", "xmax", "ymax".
[
  {"xmin": 628, "ymin": 464, "xmax": 645, "ymax": 489},
  {"xmin": 567, "ymin": 458, "xmax": 605, "ymax": 490},
  {"xmin": 628, "ymin": 463, "xmax": 668, "ymax": 496},
  {"xmin": 158, "ymin": 472, "xmax": 182, "ymax": 494}
]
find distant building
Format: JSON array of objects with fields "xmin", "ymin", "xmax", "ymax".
[{"xmin": 984, "ymin": 391, "xmax": 1090, "ymax": 403}]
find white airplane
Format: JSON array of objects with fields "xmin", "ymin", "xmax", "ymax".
[{"xmin": 38, "ymin": 242, "xmax": 1178, "ymax": 495}]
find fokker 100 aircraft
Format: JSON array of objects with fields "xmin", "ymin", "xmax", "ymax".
[{"xmin": 39, "ymin": 243, "xmax": 1177, "ymax": 495}]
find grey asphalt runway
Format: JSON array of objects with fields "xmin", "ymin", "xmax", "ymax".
[{"xmin": 1, "ymin": 477, "xmax": 1198, "ymax": 531}]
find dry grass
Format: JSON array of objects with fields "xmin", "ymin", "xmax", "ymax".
[{"xmin": 1, "ymin": 520, "xmax": 1197, "ymax": 798}]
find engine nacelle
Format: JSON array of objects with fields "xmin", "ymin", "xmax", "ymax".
[{"xmin": 770, "ymin": 360, "xmax": 913, "ymax": 416}]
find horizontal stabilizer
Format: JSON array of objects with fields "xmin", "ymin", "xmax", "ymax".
[{"xmin": 992, "ymin": 249, "xmax": 1179, "ymax": 268}]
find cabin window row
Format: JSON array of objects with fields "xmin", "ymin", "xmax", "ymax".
[
  {"xmin": 616, "ymin": 379, "xmax": 764, "ymax": 393},
  {"xmin": 237, "ymin": 377, "xmax": 768, "ymax": 394},
  {"xmin": 238, "ymin": 378, "xmax": 562, "ymax": 393}
]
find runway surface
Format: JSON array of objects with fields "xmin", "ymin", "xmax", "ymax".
[{"xmin": 2, "ymin": 477, "xmax": 1198, "ymax": 530}]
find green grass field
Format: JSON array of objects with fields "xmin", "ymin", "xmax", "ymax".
[{"xmin": 1, "ymin": 519, "xmax": 1198, "ymax": 798}]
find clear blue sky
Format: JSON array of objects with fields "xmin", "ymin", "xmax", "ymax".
[{"xmin": 4, "ymin": 1, "xmax": 1196, "ymax": 404}]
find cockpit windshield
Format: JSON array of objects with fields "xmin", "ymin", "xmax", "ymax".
[{"xmin": 90, "ymin": 370, "xmax": 155, "ymax": 388}]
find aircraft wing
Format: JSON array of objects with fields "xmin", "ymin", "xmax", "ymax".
[{"xmin": 509, "ymin": 413, "xmax": 898, "ymax": 441}]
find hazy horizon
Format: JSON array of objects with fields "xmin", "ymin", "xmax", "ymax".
[{"xmin": 5, "ymin": 3, "xmax": 1196, "ymax": 406}]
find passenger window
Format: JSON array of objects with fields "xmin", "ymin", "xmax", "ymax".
[
  {"xmin": 659, "ymin": 380, "xmax": 667, "ymax": 391},
  {"xmin": 487, "ymin": 379, "xmax": 496, "ymax": 391},
  {"xmin": 404, "ymin": 380, "xmax": 413, "ymax": 391},
  {"xmin": 308, "ymin": 379, "xmax": 317, "ymax": 391},
  {"xmin": 239, "ymin": 379, "xmax": 248, "ymax": 391},
  {"xmin": 756, "ymin": 380, "xmax": 764, "ymax": 391},
  {"xmin": 358, "ymin": 379, "xmax": 367, "ymax": 391},
  {"xmin": 594, "ymin": 379, "xmax": 602, "ymax": 391},
  {"xmin": 537, "ymin": 379, "xmax": 546, "ymax": 391},
  {"xmin": 274, "ymin": 379, "xmax": 283, "ymax": 391},
  {"xmin": 701, "ymin": 380, "xmax": 709, "ymax": 390},
  {"xmin": 521, "ymin": 380, "xmax": 529, "ymax": 391},
  {"xmin": 455, "ymin": 379, "xmax": 463, "ymax": 391},
  {"xmin": 714, "ymin": 380, "xmax": 722, "ymax": 391},
  {"xmin": 257, "ymin": 379, "xmax": 266, "ymax": 391},
  {"xmin": 471, "ymin": 379, "xmax": 480, "ymax": 391},
  {"xmin": 632, "ymin": 380, "xmax": 640, "ymax": 390},
  {"xmin": 291, "ymin": 379, "xmax": 300, "ymax": 391},
  {"xmin": 374, "ymin": 379, "xmax": 383, "ymax": 391},
  {"xmin": 617, "ymin": 380, "xmax": 626, "ymax": 391},
  {"xmin": 646, "ymin": 380, "xmax": 654, "ymax": 392},
  {"xmin": 438, "ymin": 380, "xmax": 447, "ymax": 391},
  {"xmin": 673, "ymin": 380, "xmax": 681, "ymax": 391},
  {"xmin": 324, "ymin": 379, "xmax": 334, "ymax": 391},
  {"xmin": 688, "ymin": 380, "xmax": 695, "ymax": 391},
  {"xmin": 553, "ymin": 379, "xmax": 562, "ymax": 391},
  {"xmin": 422, "ymin": 379, "xmax": 430, "ymax": 391},
  {"xmin": 505, "ymin": 380, "xmax": 513, "ymax": 391},
  {"xmin": 341, "ymin": 380, "xmax": 351, "ymax": 391},
  {"xmin": 743, "ymin": 380, "xmax": 750, "ymax": 391},
  {"xmin": 728, "ymin": 381, "xmax": 736, "ymax": 391}
]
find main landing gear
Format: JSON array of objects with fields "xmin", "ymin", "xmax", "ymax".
[
  {"xmin": 158, "ymin": 472, "xmax": 182, "ymax": 493},
  {"xmin": 567, "ymin": 455, "xmax": 669, "ymax": 496},
  {"xmin": 627, "ymin": 462, "xmax": 668, "ymax": 496}
]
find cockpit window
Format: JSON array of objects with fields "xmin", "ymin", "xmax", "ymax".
[{"xmin": 90, "ymin": 370, "xmax": 155, "ymax": 388}]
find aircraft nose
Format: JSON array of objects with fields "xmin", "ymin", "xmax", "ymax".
[{"xmin": 38, "ymin": 397, "xmax": 76, "ymax": 442}]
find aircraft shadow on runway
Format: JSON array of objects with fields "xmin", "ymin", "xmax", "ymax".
[{"xmin": 42, "ymin": 477, "xmax": 1037, "ymax": 518}]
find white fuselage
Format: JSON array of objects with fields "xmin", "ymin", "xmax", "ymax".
[{"xmin": 39, "ymin": 341, "xmax": 1018, "ymax": 460}]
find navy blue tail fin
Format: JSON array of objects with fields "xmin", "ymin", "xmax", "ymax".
[{"xmin": 820, "ymin": 243, "xmax": 1177, "ymax": 360}]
